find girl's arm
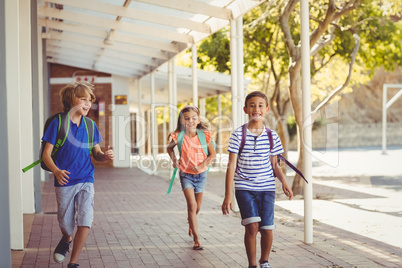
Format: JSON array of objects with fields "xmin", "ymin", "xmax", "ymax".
[
  {"xmin": 191, "ymin": 141, "xmax": 216, "ymax": 173},
  {"xmin": 222, "ymin": 152, "xmax": 237, "ymax": 215},
  {"xmin": 92, "ymin": 144, "xmax": 114, "ymax": 162},
  {"xmin": 42, "ymin": 142, "xmax": 70, "ymax": 186},
  {"xmin": 167, "ymin": 140, "xmax": 179, "ymax": 168},
  {"xmin": 271, "ymin": 156, "xmax": 293, "ymax": 200}
]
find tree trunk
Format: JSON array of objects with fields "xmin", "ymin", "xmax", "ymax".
[{"xmin": 288, "ymin": 59, "xmax": 305, "ymax": 196}]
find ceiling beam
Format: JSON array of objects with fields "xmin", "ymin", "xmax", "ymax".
[
  {"xmin": 132, "ymin": 0, "xmax": 233, "ymax": 20},
  {"xmin": 42, "ymin": 31, "xmax": 171, "ymax": 60},
  {"xmin": 45, "ymin": 0, "xmax": 211, "ymax": 33},
  {"xmin": 46, "ymin": 40, "xmax": 163, "ymax": 67},
  {"xmin": 38, "ymin": 6, "xmax": 193, "ymax": 44},
  {"xmin": 38, "ymin": 18, "xmax": 183, "ymax": 53}
]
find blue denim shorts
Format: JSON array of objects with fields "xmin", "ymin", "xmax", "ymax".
[
  {"xmin": 235, "ymin": 190, "xmax": 276, "ymax": 230},
  {"xmin": 179, "ymin": 170, "xmax": 207, "ymax": 193},
  {"xmin": 55, "ymin": 182, "xmax": 95, "ymax": 236}
]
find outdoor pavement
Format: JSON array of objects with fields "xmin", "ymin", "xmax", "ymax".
[{"xmin": 11, "ymin": 146, "xmax": 402, "ymax": 267}]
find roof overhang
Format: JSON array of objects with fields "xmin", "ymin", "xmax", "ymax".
[{"xmin": 39, "ymin": 0, "xmax": 264, "ymax": 79}]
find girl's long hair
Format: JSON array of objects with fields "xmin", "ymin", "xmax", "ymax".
[{"xmin": 169, "ymin": 106, "xmax": 209, "ymax": 138}]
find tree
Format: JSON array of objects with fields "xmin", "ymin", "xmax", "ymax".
[{"xmin": 179, "ymin": 0, "xmax": 402, "ymax": 195}]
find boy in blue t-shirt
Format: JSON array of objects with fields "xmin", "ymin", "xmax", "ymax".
[
  {"xmin": 222, "ymin": 91, "xmax": 293, "ymax": 268},
  {"xmin": 42, "ymin": 82, "xmax": 114, "ymax": 268}
]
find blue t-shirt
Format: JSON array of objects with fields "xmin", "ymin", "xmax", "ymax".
[
  {"xmin": 42, "ymin": 116, "xmax": 102, "ymax": 187},
  {"xmin": 228, "ymin": 125, "xmax": 284, "ymax": 191}
]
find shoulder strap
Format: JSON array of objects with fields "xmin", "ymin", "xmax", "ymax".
[
  {"xmin": 177, "ymin": 131, "xmax": 185, "ymax": 157},
  {"xmin": 265, "ymin": 127, "xmax": 273, "ymax": 152},
  {"xmin": 83, "ymin": 116, "xmax": 95, "ymax": 155},
  {"xmin": 52, "ymin": 112, "xmax": 70, "ymax": 156},
  {"xmin": 196, "ymin": 129, "xmax": 209, "ymax": 156},
  {"xmin": 266, "ymin": 127, "xmax": 308, "ymax": 183},
  {"xmin": 238, "ymin": 124, "xmax": 247, "ymax": 156}
]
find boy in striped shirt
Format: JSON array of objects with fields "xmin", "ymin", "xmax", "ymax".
[{"xmin": 222, "ymin": 91, "xmax": 293, "ymax": 268}]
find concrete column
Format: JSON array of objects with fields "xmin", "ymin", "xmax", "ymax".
[
  {"xmin": 199, "ymin": 98, "xmax": 206, "ymax": 118},
  {"xmin": 230, "ymin": 20, "xmax": 238, "ymax": 129},
  {"xmin": 301, "ymin": 0, "xmax": 313, "ymax": 244},
  {"xmin": 19, "ymin": 0, "xmax": 35, "ymax": 214},
  {"xmin": 137, "ymin": 78, "xmax": 145, "ymax": 156},
  {"xmin": 112, "ymin": 75, "xmax": 131, "ymax": 168},
  {"xmin": 163, "ymin": 106, "xmax": 167, "ymax": 154},
  {"xmin": 150, "ymin": 72, "xmax": 157, "ymax": 159},
  {"xmin": 192, "ymin": 44, "xmax": 198, "ymax": 106},
  {"xmin": 6, "ymin": 0, "xmax": 24, "ymax": 250},
  {"xmin": 31, "ymin": 0, "xmax": 43, "ymax": 212},
  {"xmin": 236, "ymin": 17, "xmax": 245, "ymax": 125},
  {"xmin": 0, "ymin": 0, "xmax": 12, "ymax": 264}
]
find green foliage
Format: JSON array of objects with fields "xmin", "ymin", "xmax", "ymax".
[{"xmin": 197, "ymin": 30, "xmax": 231, "ymax": 73}]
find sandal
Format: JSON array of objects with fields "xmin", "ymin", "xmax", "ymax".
[
  {"xmin": 192, "ymin": 242, "xmax": 203, "ymax": 250},
  {"xmin": 188, "ymin": 228, "xmax": 193, "ymax": 237}
]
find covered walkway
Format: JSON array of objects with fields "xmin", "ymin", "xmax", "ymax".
[{"xmin": 12, "ymin": 165, "xmax": 402, "ymax": 267}]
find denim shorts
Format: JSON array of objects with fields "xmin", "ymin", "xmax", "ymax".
[
  {"xmin": 179, "ymin": 170, "xmax": 207, "ymax": 193},
  {"xmin": 55, "ymin": 182, "xmax": 95, "ymax": 236},
  {"xmin": 235, "ymin": 190, "xmax": 276, "ymax": 230}
]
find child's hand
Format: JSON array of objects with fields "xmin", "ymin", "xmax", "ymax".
[
  {"xmin": 191, "ymin": 165, "xmax": 201, "ymax": 173},
  {"xmin": 221, "ymin": 197, "xmax": 233, "ymax": 215},
  {"xmin": 54, "ymin": 169, "xmax": 70, "ymax": 186},
  {"xmin": 282, "ymin": 183, "xmax": 293, "ymax": 200},
  {"xmin": 172, "ymin": 159, "xmax": 179, "ymax": 169},
  {"xmin": 104, "ymin": 146, "xmax": 114, "ymax": 160}
]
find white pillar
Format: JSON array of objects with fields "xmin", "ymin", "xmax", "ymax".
[
  {"xmin": 1, "ymin": 0, "xmax": 12, "ymax": 264},
  {"xmin": 150, "ymin": 72, "xmax": 157, "ymax": 159},
  {"xmin": 301, "ymin": 0, "xmax": 313, "ymax": 244},
  {"xmin": 6, "ymin": 0, "xmax": 24, "ymax": 250},
  {"xmin": 19, "ymin": 0, "xmax": 35, "ymax": 214},
  {"xmin": 236, "ymin": 17, "xmax": 245, "ymax": 125},
  {"xmin": 137, "ymin": 78, "xmax": 145, "ymax": 156},
  {"xmin": 192, "ymin": 44, "xmax": 198, "ymax": 106},
  {"xmin": 382, "ymin": 85, "xmax": 387, "ymax": 154},
  {"xmin": 112, "ymin": 76, "xmax": 131, "ymax": 168},
  {"xmin": 217, "ymin": 94, "xmax": 223, "ymax": 167},
  {"xmin": 199, "ymin": 98, "xmax": 206, "ymax": 118},
  {"xmin": 168, "ymin": 60, "xmax": 177, "ymax": 132},
  {"xmin": 163, "ymin": 106, "xmax": 167, "ymax": 154},
  {"xmin": 230, "ymin": 20, "xmax": 238, "ymax": 129}
]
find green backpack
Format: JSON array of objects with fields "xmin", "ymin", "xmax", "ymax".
[
  {"xmin": 22, "ymin": 112, "xmax": 95, "ymax": 173},
  {"xmin": 167, "ymin": 129, "xmax": 215, "ymax": 194}
]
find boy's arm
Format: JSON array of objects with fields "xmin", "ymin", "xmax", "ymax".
[
  {"xmin": 192, "ymin": 141, "xmax": 216, "ymax": 173},
  {"xmin": 271, "ymin": 156, "xmax": 293, "ymax": 200},
  {"xmin": 42, "ymin": 142, "xmax": 70, "ymax": 186},
  {"xmin": 167, "ymin": 140, "xmax": 179, "ymax": 168},
  {"xmin": 222, "ymin": 152, "xmax": 237, "ymax": 215},
  {"xmin": 92, "ymin": 144, "xmax": 114, "ymax": 162}
]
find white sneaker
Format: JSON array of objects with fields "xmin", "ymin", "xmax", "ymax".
[{"xmin": 260, "ymin": 261, "xmax": 271, "ymax": 268}]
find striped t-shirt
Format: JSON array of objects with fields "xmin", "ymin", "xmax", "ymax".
[{"xmin": 228, "ymin": 125, "xmax": 284, "ymax": 191}]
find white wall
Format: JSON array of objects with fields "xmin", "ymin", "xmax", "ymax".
[{"xmin": 112, "ymin": 75, "xmax": 131, "ymax": 167}]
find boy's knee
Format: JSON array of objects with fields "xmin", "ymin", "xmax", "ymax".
[
  {"xmin": 245, "ymin": 222, "xmax": 259, "ymax": 235},
  {"xmin": 260, "ymin": 229, "xmax": 273, "ymax": 237}
]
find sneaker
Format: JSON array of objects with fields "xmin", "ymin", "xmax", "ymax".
[
  {"xmin": 67, "ymin": 264, "xmax": 79, "ymax": 268},
  {"xmin": 53, "ymin": 237, "xmax": 71, "ymax": 263},
  {"xmin": 260, "ymin": 261, "xmax": 271, "ymax": 268}
]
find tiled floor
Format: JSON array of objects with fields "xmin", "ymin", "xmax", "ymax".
[{"xmin": 12, "ymin": 167, "xmax": 402, "ymax": 267}]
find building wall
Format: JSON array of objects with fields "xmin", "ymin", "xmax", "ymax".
[{"xmin": 49, "ymin": 64, "xmax": 113, "ymax": 167}]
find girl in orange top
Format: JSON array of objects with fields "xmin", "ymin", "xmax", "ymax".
[{"xmin": 167, "ymin": 105, "xmax": 216, "ymax": 250}]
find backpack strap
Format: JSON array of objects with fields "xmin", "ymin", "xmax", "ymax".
[
  {"xmin": 266, "ymin": 127, "xmax": 308, "ymax": 183},
  {"xmin": 176, "ymin": 131, "xmax": 185, "ymax": 157},
  {"xmin": 196, "ymin": 129, "xmax": 209, "ymax": 156},
  {"xmin": 83, "ymin": 116, "xmax": 95, "ymax": 155},
  {"xmin": 52, "ymin": 112, "xmax": 70, "ymax": 156},
  {"xmin": 238, "ymin": 124, "xmax": 248, "ymax": 156}
]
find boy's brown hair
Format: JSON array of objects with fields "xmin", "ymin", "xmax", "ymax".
[
  {"xmin": 59, "ymin": 82, "xmax": 96, "ymax": 112},
  {"xmin": 244, "ymin": 91, "xmax": 269, "ymax": 107}
]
